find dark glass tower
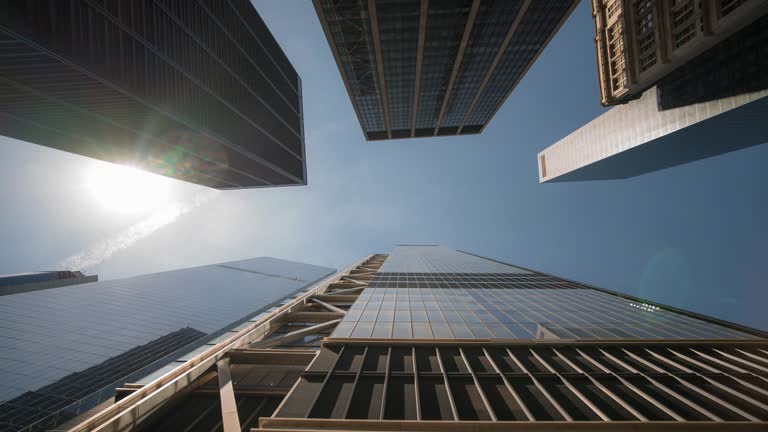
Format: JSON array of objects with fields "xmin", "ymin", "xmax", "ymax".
[
  {"xmin": 74, "ymin": 248, "xmax": 768, "ymax": 431},
  {"xmin": 314, "ymin": 0, "xmax": 578, "ymax": 140},
  {"xmin": 0, "ymin": 0, "xmax": 306, "ymax": 189}
]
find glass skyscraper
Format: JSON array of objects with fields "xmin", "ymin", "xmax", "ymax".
[
  {"xmin": 330, "ymin": 246, "xmax": 757, "ymax": 341},
  {"xmin": 68, "ymin": 247, "xmax": 768, "ymax": 431},
  {"xmin": 313, "ymin": 0, "xmax": 579, "ymax": 140},
  {"xmin": 0, "ymin": 257, "xmax": 334, "ymax": 432},
  {"xmin": 0, "ymin": 0, "xmax": 307, "ymax": 189}
]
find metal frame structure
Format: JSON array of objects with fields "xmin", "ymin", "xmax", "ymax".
[
  {"xmin": 265, "ymin": 339, "xmax": 768, "ymax": 430},
  {"xmin": 64, "ymin": 254, "xmax": 388, "ymax": 432}
]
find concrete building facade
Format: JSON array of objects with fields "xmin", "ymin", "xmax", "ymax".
[{"xmin": 592, "ymin": 0, "xmax": 768, "ymax": 106}]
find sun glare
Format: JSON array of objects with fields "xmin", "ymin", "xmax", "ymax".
[{"xmin": 87, "ymin": 163, "xmax": 171, "ymax": 214}]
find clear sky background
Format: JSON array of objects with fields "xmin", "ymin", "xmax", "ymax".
[{"xmin": 0, "ymin": 1, "xmax": 766, "ymax": 331}]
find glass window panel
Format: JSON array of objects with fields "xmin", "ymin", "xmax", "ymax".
[
  {"xmin": 442, "ymin": 311, "xmax": 464, "ymax": 323},
  {"xmin": 412, "ymin": 323, "xmax": 433, "ymax": 339},
  {"xmin": 470, "ymin": 325, "xmax": 495, "ymax": 338},
  {"xmin": 449, "ymin": 322, "xmax": 473, "ymax": 338},
  {"xmin": 393, "ymin": 323, "xmax": 413, "ymax": 339},
  {"xmin": 461, "ymin": 312, "xmax": 483, "ymax": 323},
  {"xmin": 352, "ymin": 322, "xmax": 374, "ymax": 338},
  {"xmin": 377, "ymin": 309, "xmax": 395, "ymax": 322},
  {"xmin": 372, "ymin": 322, "xmax": 393, "ymax": 338},
  {"xmin": 410, "ymin": 310, "xmax": 429, "ymax": 323},
  {"xmin": 395, "ymin": 310, "xmax": 411, "ymax": 323},
  {"xmin": 360, "ymin": 310, "xmax": 379, "ymax": 322},
  {"xmin": 426, "ymin": 310, "xmax": 446, "ymax": 322},
  {"xmin": 332, "ymin": 322, "xmax": 354, "ymax": 338},
  {"xmin": 431, "ymin": 323, "xmax": 454, "ymax": 339}
]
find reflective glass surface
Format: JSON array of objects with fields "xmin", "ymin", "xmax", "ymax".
[
  {"xmin": 317, "ymin": 0, "xmax": 577, "ymax": 138},
  {"xmin": 379, "ymin": 245, "xmax": 529, "ymax": 273},
  {"xmin": 332, "ymin": 247, "xmax": 756, "ymax": 340},
  {"xmin": 0, "ymin": 258, "xmax": 333, "ymax": 431}
]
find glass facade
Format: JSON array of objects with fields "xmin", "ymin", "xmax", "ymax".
[
  {"xmin": 271, "ymin": 248, "xmax": 768, "ymax": 426},
  {"xmin": 0, "ymin": 258, "xmax": 334, "ymax": 432},
  {"xmin": 315, "ymin": 0, "xmax": 578, "ymax": 140},
  {"xmin": 317, "ymin": 0, "xmax": 386, "ymax": 134},
  {"xmin": 332, "ymin": 246, "xmax": 757, "ymax": 340},
  {"xmin": 57, "ymin": 250, "xmax": 768, "ymax": 429},
  {"xmin": 415, "ymin": 0, "xmax": 470, "ymax": 132},
  {"xmin": 464, "ymin": 0, "xmax": 576, "ymax": 128},
  {"xmin": 440, "ymin": 0, "xmax": 525, "ymax": 128}
]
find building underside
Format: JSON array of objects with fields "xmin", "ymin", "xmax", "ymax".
[
  {"xmin": 314, "ymin": 0, "xmax": 579, "ymax": 141},
  {"xmin": 0, "ymin": 0, "xmax": 306, "ymax": 189},
  {"xmin": 62, "ymin": 253, "xmax": 768, "ymax": 432}
]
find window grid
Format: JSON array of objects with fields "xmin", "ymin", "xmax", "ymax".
[{"xmin": 332, "ymin": 273, "xmax": 757, "ymax": 341}]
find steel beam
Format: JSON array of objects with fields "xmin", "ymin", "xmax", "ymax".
[
  {"xmin": 250, "ymin": 319, "xmax": 342, "ymax": 349},
  {"xmin": 457, "ymin": 0, "xmax": 531, "ymax": 133},
  {"xmin": 217, "ymin": 358, "xmax": 241, "ymax": 432},
  {"xmin": 410, "ymin": 0, "xmax": 428, "ymax": 136},
  {"xmin": 310, "ymin": 297, "xmax": 347, "ymax": 315},
  {"xmin": 434, "ymin": 0, "xmax": 481, "ymax": 134}
]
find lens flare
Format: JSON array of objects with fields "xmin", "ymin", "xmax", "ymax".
[{"xmin": 86, "ymin": 163, "xmax": 171, "ymax": 214}]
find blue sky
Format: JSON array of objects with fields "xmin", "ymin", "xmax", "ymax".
[{"xmin": 0, "ymin": 1, "xmax": 766, "ymax": 331}]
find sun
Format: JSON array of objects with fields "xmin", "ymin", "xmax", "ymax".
[{"xmin": 86, "ymin": 162, "xmax": 172, "ymax": 214}]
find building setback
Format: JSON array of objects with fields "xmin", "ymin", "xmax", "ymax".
[
  {"xmin": 314, "ymin": 0, "xmax": 578, "ymax": 140},
  {"xmin": 0, "ymin": 0, "xmax": 306, "ymax": 189},
  {"xmin": 0, "ymin": 257, "xmax": 334, "ymax": 432},
  {"xmin": 593, "ymin": 0, "xmax": 768, "ymax": 106},
  {"xmin": 67, "ymin": 247, "xmax": 768, "ymax": 431}
]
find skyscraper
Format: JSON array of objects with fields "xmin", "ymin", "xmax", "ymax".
[
  {"xmin": 0, "ymin": 0, "xmax": 306, "ymax": 189},
  {"xmin": 313, "ymin": 0, "xmax": 578, "ymax": 140},
  {"xmin": 537, "ymin": 84, "xmax": 768, "ymax": 182},
  {"xmin": 0, "ymin": 257, "xmax": 334, "ymax": 432},
  {"xmin": 68, "ymin": 247, "xmax": 768, "ymax": 431},
  {"xmin": 592, "ymin": 0, "xmax": 768, "ymax": 106},
  {"xmin": 538, "ymin": 9, "xmax": 768, "ymax": 183}
]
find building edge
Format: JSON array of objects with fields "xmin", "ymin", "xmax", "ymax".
[{"xmin": 456, "ymin": 249, "xmax": 768, "ymax": 339}]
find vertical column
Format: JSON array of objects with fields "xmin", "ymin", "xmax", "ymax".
[
  {"xmin": 410, "ymin": 0, "xmax": 428, "ymax": 137},
  {"xmin": 367, "ymin": 0, "xmax": 392, "ymax": 139},
  {"xmin": 435, "ymin": 347, "xmax": 459, "ymax": 420},
  {"xmin": 217, "ymin": 357, "xmax": 241, "ymax": 432},
  {"xmin": 434, "ymin": 0, "xmax": 481, "ymax": 135}
]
